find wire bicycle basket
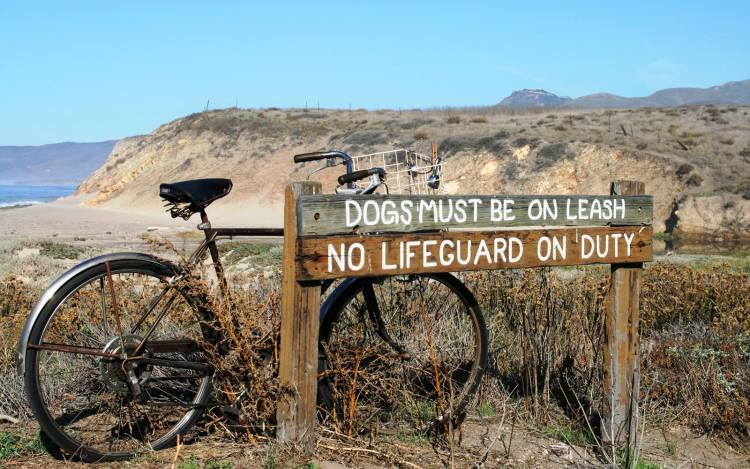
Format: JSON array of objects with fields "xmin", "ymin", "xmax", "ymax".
[{"xmin": 350, "ymin": 148, "xmax": 444, "ymax": 195}]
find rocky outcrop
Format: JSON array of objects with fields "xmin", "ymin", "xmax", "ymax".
[
  {"xmin": 498, "ymin": 89, "xmax": 572, "ymax": 108},
  {"xmin": 672, "ymin": 194, "xmax": 750, "ymax": 241}
]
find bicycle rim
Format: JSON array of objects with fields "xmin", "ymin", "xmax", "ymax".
[
  {"xmin": 25, "ymin": 260, "xmax": 213, "ymax": 461},
  {"xmin": 319, "ymin": 273, "xmax": 488, "ymax": 432}
]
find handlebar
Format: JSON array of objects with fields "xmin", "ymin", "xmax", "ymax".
[
  {"xmin": 294, "ymin": 150, "xmax": 355, "ymax": 188},
  {"xmin": 338, "ymin": 168, "xmax": 385, "ymax": 185},
  {"xmin": 293, "ymin": 150, "xmax": 352, "ymax": 164}
]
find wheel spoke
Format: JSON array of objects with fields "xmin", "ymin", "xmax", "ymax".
[
  {"xmin": 29, "ymin": 342, "xmax": 115, "ymax": 358},
  {"xmin": 29, "ymin": 263, "xmax": 212, "ymax": 460}
]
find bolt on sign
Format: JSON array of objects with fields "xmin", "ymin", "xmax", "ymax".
[{"xmin": 294, "ymin": 194, "xmax": 653, "ymax": 280}]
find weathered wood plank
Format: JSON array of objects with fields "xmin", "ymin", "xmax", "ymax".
[
  {"xmin": 298, "ymin": 194, "xmax": 653, "ymax": 236},
  {"xmin": 602, "ymin": 181, "xmax": 644, "ymax": 463},
  {"xmin": 277, "ymin": 181, "xmax": 322, "ymax": 451},
  {"xmin": 296, "ymin": 225, "xmax": 653, "ymax": 280}
]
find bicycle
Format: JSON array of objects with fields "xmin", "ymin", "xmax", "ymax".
[{"xmin": 17, "ymin": 149, "xmax": 489, "ymax": 462}]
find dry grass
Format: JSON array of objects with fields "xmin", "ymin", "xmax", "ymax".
[{"xmin": 1, "ymin": 258, "xmax": 749, "ymax": 459}]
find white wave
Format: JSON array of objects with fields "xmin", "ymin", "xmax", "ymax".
[{"xmin": 0, "ymin": 200, "xmax": 45, "ymax": 208}]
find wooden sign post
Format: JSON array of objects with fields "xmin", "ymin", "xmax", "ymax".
[
  {"xmin": 277, "ymin": 180, "xmax": 652, "ymax": 458},
  {"xmin": 603, "ymin": 180, "xmax": 645, "ymax": 464},
  {"xmin": 277, "ymin": 181, "xmax": 322, "ymax": 450}
]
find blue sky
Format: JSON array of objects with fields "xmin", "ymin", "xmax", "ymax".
[{"xmin": 1, "ymin": 1, "xmax": 748, "ymax": 145}]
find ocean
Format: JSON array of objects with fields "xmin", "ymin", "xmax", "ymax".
[{"xmin": 0, "ymin": 185, "xmax": 77, "ymax": 208}]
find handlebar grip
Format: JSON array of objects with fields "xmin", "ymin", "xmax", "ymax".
[
  {"xmin": 338, "ymin": 167, "xmax": 386, "ymax": 185},
  {"xmin": 293, "ymin": 152, "xmax": 329, "ymax": 163}
]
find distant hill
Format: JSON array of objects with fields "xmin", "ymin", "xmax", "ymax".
[
  {"xmin": 0, "ymin": 140, "xmax": 118, "ymax": 185},
  {"xmin": 498, "ymin": 89, "xmax": 572, "ymax": 107},
  {"xmin": 497, "ymin": 79, "xmax": 750, "ymax": 109}
]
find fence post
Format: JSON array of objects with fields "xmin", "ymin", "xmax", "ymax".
[
  {"xmin": 277, "ymin": 181, "xmax": 322, "ymax": 450},
  {"xmin": 602, "ymin": 180, "xmax": 644, "ymax": 466}
]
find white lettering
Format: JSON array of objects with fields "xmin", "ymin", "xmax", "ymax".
[
  {"xmin": 328, "ymin": 243, "xmax": 347, "ymax": 272},
  {"xmin": 537, "ymin": 236, "xmax": 552, "ymax": 261},
  {"xmin": 624, "ymin": 232, "xmax": 635, "ymax": 256},
  {"xmin": 381, "ymin": 200, "xmax": 397, "ymax": 225},
  {"xmin": 613, "ymin": 199, "xmax": 626, "ymax": 219},
  {"xmin": 382, "ymin": 241, "xmax": 396, "ymax": 270},
  {"xmin": 439, "ymin": 240, "xmax": 455, "ymax": 265},
  {"xmin": 474, "ymin": 240, "xmax": 492, "ymax": 264},
  {"xmin": 345, "ymin": 199, "xmax": 362, "ymax": 227},
  {"xmin": 404, "ymin": 240, "xmax": 420, "ymax": 268},
  {"xmin": 581, "ymin": 234, "xmax": 594, "ymax": 259},
  {"xmin": 509, "ymin": 237, "xmax": 523, "ymax": 262},
  {"xmin": 348, "ymin": 243, "xmax": 365, "ymax": 271},
  {"xmin": 528, "ymin": 199, "xmax": 542, "ymax": 220},
  {"xmin": 423, "ymin": 240, "xmax": 438, "ymax": 267},
  {"xmin": 468, "ymin": 198, "xmax": 482, "ymax": 222}
]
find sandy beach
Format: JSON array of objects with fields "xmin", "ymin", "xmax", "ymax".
[
  {"xmin": 0, "ymin": 199, "xmax": 284, "ymax": 247},
  {"xmin": 0, "ymin": 202, "xmax": 192, "ymax": 246}
]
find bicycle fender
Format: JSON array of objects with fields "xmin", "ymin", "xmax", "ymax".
[{"xmin": 16, "ymin": 252, "xmax": 176, "ymax": 376}]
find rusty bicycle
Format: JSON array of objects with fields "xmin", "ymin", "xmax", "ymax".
[{"xmin": 18, "ymin": 149, "xmax": 488, "ymax": 462}]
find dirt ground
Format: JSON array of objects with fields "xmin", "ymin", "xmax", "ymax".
[{"xmin": 2, "ymin": 418, "xmax": 748, "ymax": 468}]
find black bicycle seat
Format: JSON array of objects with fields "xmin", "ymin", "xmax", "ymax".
[{"xmin": 159, "ymin": 179, "xmax": 233, "ymax": 210}]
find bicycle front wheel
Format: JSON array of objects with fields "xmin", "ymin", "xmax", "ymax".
[
  {"xmin": 319, "ymin": 273, "xmax": 488, "ymax": 432},
  {"xmin": 23, "ymin": 257, "xmax": 213, "ymax": 462}
]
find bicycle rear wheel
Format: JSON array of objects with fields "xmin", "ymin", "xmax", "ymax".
[
  {"xmin": 318, "ymin": 273, "xmax": 488, "ymax": 432},
  {"xmin": 23, "ymin": 258, "xmax": 213, "ymax": 462}
]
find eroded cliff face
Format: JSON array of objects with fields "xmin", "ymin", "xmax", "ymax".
[
  {"xmin": 75, "ymin": 107, "xmax": 750, "ymax": 237},
  {"xmin": 673, "ymin": 195, "xmax": 750, "ymax": 240}
]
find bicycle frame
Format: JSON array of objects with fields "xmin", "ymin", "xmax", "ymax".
[
  {"xmin": 191, "ymin": 209, "xmax": 283, "ymax": 292},
  {"xmin": 18, "ymin": 151, "xmax": 374, "ymax": 374}
]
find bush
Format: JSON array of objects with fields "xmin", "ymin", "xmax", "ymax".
[
  {"xmin": 686, "ymin": 173, "xmax": 704, "ymax": 187},
  {"xmin": 439, "ymin": 131, "xmax": 509, "ymax": 156},
  {"xmin": 3, "ymin": 260, "xmax": 749, "ymax": 444},
  {"xmin": 512, "ymin": 137, "xmax": 539, "ymax": 148},
  {"xmin": 413, "ymin": 131, "xmax": 429, "ymax": 141},
  {"xmin": 446, "ymin": 116, "xmax": 461, "ymax": 124},
  {"xmin": 399, "ymin": 118, "xmax": 434, "ymax": 130},
  {"xmin": 465, "ymin": 263, "xmax": 750, "ymax": 440},
  {"xmin": 675, "ymin": 163, "xmax": 694, "ymax": 178},
  {"xmin": 38, "ymin": 241, "xmax": 83, "ymax": 260},
  {"xmin": 535, "ymin": 143, "xmax": 573, "ymax": 170},
  {"xmin": 470, "ymin": 117, "xmax": 488, "ymax": 124}
]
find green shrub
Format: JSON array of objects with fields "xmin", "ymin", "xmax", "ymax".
[{"xmin": 38, "ymin": 241, "xmax": 83, "ymax": 260}]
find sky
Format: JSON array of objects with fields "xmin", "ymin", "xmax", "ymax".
[{"xmin": 1, "ymin": 1, "xmax": 748, "ymax": 145}]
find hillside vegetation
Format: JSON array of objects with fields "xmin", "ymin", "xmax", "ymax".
[{"xmin": 75, "ymin": 105, "xmax": 750, "ymax": 239}]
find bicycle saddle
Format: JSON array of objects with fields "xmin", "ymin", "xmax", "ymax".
[{"xmin": 159, "ymin": 178, "xmax": 233, "ymax": 215}]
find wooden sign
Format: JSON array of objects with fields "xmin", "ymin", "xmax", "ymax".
[
  {"xmin": 279, "ymin": 180, "xmax": 653, "ymax": 458},
  {"xmin": 298, "ymin": 194, "xmax": 653, "ymax": 235},
  {"xmin": 296, "ymin": 226, "xmax": 652, "ymax": 280}
]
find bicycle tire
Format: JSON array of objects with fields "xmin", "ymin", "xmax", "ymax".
[
  {"xmin": 23, "ymin": 258, "xmax": 213, "ymax": 462},
  {"xmin": 318, "ymin": 272, "xmax": 488, "ymax": 431}
]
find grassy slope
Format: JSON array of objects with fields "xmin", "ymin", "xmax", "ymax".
[{"xmin": 74, "ymin": 105, "xmax": 750, "ymax": 236}]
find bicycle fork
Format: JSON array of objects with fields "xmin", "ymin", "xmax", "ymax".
[{"xmin": 361, "ymin": 280, "xmax": 410, "ymax": 360}]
